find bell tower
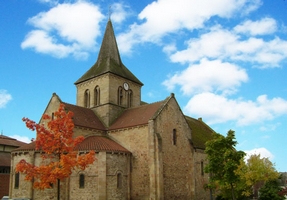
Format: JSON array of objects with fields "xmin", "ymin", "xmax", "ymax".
[{"xmin": 74, "ymin": 20, "xmax": 143, "ymax": 127}]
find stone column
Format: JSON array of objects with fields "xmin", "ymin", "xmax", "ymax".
[
  {"xmin": 98, "ymin": 151, "xmax": 107, "ymax": 200},
  {"xmin": 148, "ymin": 120, "xmax": 164, "ymax": 200}
]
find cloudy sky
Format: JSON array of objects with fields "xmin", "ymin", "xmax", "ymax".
[{"xmin": 1, "ymin": 0, "xmax": 286, "ymax": 171}]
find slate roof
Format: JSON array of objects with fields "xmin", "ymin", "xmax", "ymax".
[
  {"xmin": 63, "ymin": 102, "xmax": 106, "ymax": 130},
  {"xmin": 109, "ymin": 101, "xmax": 165, "ymax": 130},
  {"xmin": 0, "ymin": 135, "xmax": 27, "ymax": 147},
  {"xmin": 185, "ymin": 116, "xmax": 215, "ymax": 150},
  {"xmin": 75, "ymin": 136, "xmax": 130, "ymax": 153},
  {"xmin": 75, "ymin": 20, "xmax": 142, "ymax": 85}
]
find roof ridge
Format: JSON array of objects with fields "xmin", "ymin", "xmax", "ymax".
[
  {"xmin": 62, "ymin": 101, "xmax": 90, "ymax": 110},
  {"xmin": 125, "ymin": 99, "xmax": 166, "ymax": 110},
  {"xmin": 150, "ymin": 94, "xmax": 174, "ymax": 120}
]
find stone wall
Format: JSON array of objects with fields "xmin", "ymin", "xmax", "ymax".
[
  {"xmin": 69, "ymin": 152, "xmax": 130, "ymax": 200},
  {"xmin": 76, "ymin": 74, "xmax": 141, "ymax": 109},
  {"xmin": 193, "ymin": 149, "xmax": 210, "ymax": 200},
  {"xmin": 11, "ymin": 151, "xmax": 70, "ymax": 200},
  {"xmin": 108, "ymin": 126, "xmax": 150, "ymax": 199},
  {"xmin": 73, "ymin": 127, "xmax": 105, "ymax": 138},
  {"xmin": 106, "ymin": 153, "xmax": 130, "ymax": 200},
  {"xmin": 10, "ymin": 152, "xmax": 34, "ymax": 199},
  {"xmin": 153, "ymin": 97, "xmax": 194, "ymax": 199},
  {"xmin": 76, "ymin": 74, "xmax": 109, "ymax": 108},
  {"xmin": 69, "ymin": 154, "xmax": 99, "ymax": 200},
  {"xmin": 76, "ymin": 74, "xmax": 141, "ymax": 127}
]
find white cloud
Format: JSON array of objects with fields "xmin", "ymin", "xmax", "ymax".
[
  {"xmin": 37, "ymin": 0, "xmax": 59, "ymax": 6},
  {"xmin": 117, "ymin": 0, "xmax": 262, "ymax": 54},
  {"xmin": 0, "ymin": 90, "xmax": 12, "ymax": 108},
  {"xmin": 170, "ymin": 25, "xmax": 287, "ymax": 68},
  {"xmin": 245, "ymin": 147, "xmax": 274, "ymax": 160},
  {"xmin": 259, "ymin": 123, "xmax": 280, "ymax": 132},
  {"xmin": 184, "ymin": 93, "xmax": 287, "ymax": 126},
  {"xmin": 162, "ymin": 43, "xmax": 177, "ymax": 55},
  {"xmin": 110, "ymin": 3, "xmax": 129, "ymax": 24},
  {"xmin": 234, "ymin": 17, "xmax": 277, "ymax": 36},
  {"xmin": 9, "ymin": 135, "xmax": 31, "ymax": 143},
  {"xmin": 22, "ymin": 30, "xmax": 74, "ymax": 58},
  {"xmin": 21, "ymin": 1, "xmax": 104, "ymax": 59},
  {"xmin": 163, "ymin": 59, "xmax": 248, "ymax": 95}
]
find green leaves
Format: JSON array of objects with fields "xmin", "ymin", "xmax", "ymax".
[
  {"xmin": 205, "ymin": 129, "xmax": 280, "ymax": 199},
  {"xmin": 205, "ymin": 130, "xmax": 245, "ymax": 200}
]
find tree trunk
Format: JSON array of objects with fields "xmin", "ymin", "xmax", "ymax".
[
  {"xmin": 57, "ymin": 178, "xmax": 60, "ymax": 200},
  {"xmin": 230, "ymin": 183, "xmax": 236, "ymax": 200},
  {"xmin": 209, "ymin": 188, "xmax": 213, "ymax": 200}
]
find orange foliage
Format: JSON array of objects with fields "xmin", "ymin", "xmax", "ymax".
[{"xmin": 16, "ymin": 104, "xmax": 95, "ymax": 189}]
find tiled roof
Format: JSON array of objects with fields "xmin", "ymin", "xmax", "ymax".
[
  {"xmin": 13, "ymin": 142, "xmax": 36, "ymax": 152},
  {"xmin": 109, "ymin": 101, "xmax": 165, "ymax": 130},
  {"xmin": 13, "ymin": 136, "xmax": 130, "ymax": 154},
  {"xmin": 63, "ymin": 103, "xmax": 106, "ymax": 130},
  {"xmin": 185, "ymin": 116, "xmax": 215, "ymax": 150},
  {"xmin": 0, "ymin": 135, "xmax": 27, "ymax": 147},
  {"xmin": 0, "ymin": 152, "xmax": 11, "ymax": 167},
  {"xmin": 75, "ymin": 136, "xmax": 130, "ymax": 153}
]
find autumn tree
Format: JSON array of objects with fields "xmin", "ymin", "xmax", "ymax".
[
  {"xmin": 16, "ymin": 103, "xmax": 95, "ymax": 200},
  {"xmin": 205, "ymin": 130, "xmax": 245, "ymax": 200}
]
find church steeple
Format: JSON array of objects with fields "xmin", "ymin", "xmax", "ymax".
[
  {"xmin": 75, "ymin": 20, "xmax": 142, "ymax": 85},
  {"xmin": 74, "ymin": 20, "xmax": 143, "ymax": 127}
]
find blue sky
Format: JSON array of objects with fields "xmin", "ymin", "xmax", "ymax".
[{"xmin": 1, "ymin": 0, "xmax": 286, "ymax": 171}]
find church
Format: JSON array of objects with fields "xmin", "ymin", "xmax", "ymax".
[{"xmin": 10, "ymin": 20, "xmax": 215, "ymax": 200}]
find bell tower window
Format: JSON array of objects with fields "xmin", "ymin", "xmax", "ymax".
[
  {"xmin": 94, "ymin": 86, "xmax": 100, "ymax": 106},
  {"xmin": 84, "ymin": 89, "xmax": 90, "ymax": 108},
  {"xmin": 118, "ymin": 87, "xmax": 123, "ymax": 106},
  {"xmin": 127, "ymin": 90, "xmax": 133, "ymax": 108}
]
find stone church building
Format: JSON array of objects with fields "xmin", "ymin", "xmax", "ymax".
[{"xmin": 10, "ymin": 20, "xmax": 215, "ymax": 200}]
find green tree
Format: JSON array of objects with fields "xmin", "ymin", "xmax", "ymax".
[
  {"xmin": 236, "ymin": 154, "xmax": 280, "ymax": 198},
  {"xmin": 205, "ymin": 130, "xmax": 245, "ymax": 200},
  {"xmin": 259, "ymin": 179, "xmax": 285, "ymax": 200}
]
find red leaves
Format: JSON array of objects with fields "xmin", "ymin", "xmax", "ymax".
[{"xmin": 17, "ymin": 103, "xmax": 96, "ymax": 189}]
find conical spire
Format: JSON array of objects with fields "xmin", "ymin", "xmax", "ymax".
[{"xmin": 75, "ymin": 20, "xmax": 142, "ymax": 85}]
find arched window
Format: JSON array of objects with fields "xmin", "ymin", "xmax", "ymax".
[
  {"xmin": 14, "ymin": 172, "xmax": 19, "ymax": 189},
  {"xmin": 84, "ymin": 89, "xmax": 90, "ymax": 108},
  {"xmin": 127, "ymin": 90, "xmax": 133, "ymax": 108},
  {"xmin": 172, "ymin": 129, "xmax": 177, "ymax": 145},
  {"xmin": 79, "ymin": 174, "xmax": 85, "ymax": 188},
  {"xmin": 118, "ymin": 87, "xmax": 123, "ymax": 106},
  {"xmin": 94, "ymin": 86, "xmax": 100, "ymax": 106},
  {"xmin": 201, "ymin": 160, "xmax": 204, "ymax": 176},
  {"xmin": 117, "ymin": 173, "xmax": 122, "ymax": 189}
]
